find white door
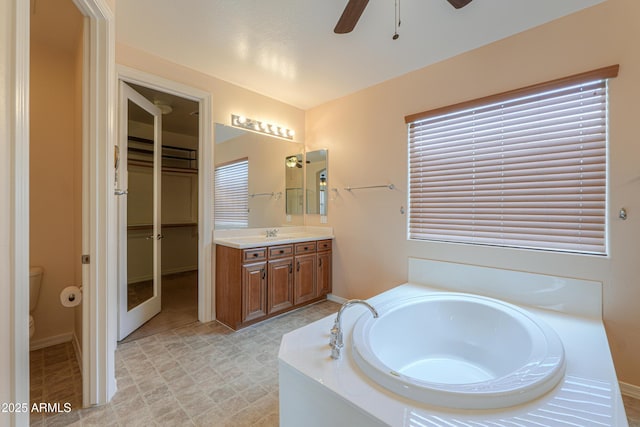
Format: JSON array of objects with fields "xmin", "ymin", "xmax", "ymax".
[{"xmin": 117, "ymin": 82, "xmax": 163, "ymax": 340}]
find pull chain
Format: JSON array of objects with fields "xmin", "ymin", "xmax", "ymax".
[{"xmin": 393, "ymin": 0, "xmax": 401, "ymax": 40}]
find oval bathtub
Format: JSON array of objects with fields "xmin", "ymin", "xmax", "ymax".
[{"xmin": 351, "ymin": 293, "xmax": 566, "ymax": 409}]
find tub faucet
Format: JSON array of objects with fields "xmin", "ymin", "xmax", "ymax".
[{"xmin": 330, "ymin": 299, "xmax": 378, "ymax": 360}]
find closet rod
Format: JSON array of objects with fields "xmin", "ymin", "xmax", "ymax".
[{"xmin": 344, "ymin": 184, "xmax": 395, "ymax": 191}]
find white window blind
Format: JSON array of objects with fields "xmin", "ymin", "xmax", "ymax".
[
  {"xmin": 407, "ymin": 66, "xmax": 619, "ymax": 255},
  {"xmin": 214, "ymin": 159, "xmax": 249, "ymax": 229}
]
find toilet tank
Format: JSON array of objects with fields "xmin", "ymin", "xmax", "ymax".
[{"xmin": 29, "ymin": 266, "xmax": 43, "ymax": 312}]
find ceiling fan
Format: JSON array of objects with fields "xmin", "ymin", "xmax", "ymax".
[{"xmin": 334, "ymin": 0, "xmax": 473, "ymax": 34}]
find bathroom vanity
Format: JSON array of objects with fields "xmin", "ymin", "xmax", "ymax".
[{"xmin": 214, "ymin": 227, "xmax": 333, "ymax": 330}]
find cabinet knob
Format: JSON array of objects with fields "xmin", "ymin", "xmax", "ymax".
[
  {"xmin": 279, "ymin": 250, "xmax": 284, "ymax": 254},
  {"xmin": 253, "ymin": 253, "xmax": 258, "ymax": 257}
]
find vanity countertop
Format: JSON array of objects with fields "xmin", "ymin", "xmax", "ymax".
[{"xmin": 214, "ymin": 226, "xmax": 333, "ymax": 249}]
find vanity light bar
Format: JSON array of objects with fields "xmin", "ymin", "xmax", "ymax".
[{"xmin": 231, "ymin": 114, "xmax": 295, "ymax": 140}]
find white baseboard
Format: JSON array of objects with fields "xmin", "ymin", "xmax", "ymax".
[
  {"xmin": 327, "ymin": 294, "xmax": 347, "ymax": 304},
  {"xmin": 129, "ymin": 266, "xmax": 198, "ymax": 284},
  {"xmin": 30, "ymin": 332, "xmax": 73, "ymax": 351},
  {"xmin": 72, "ymin": 331, "xmax": 82, "ymax": 371},
  {"xmin": 162, "ymin": 265, "xmax": 198, "ymax": 275},
  {"xmin": 620, "ymin": 381, "xmax": 640, "ymax": 399}
]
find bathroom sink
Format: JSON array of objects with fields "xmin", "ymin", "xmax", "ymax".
[
  {"xmin": 215, "ymin": 232, "xmax": 327, "ymax": 248},
  {"xmin": 351, "ymin": 293, "xmax": 566, "ymax": 409}
]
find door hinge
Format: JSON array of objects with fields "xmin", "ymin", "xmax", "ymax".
[{"xmin": 81, "ymin": 254, "xmax": 90, "ymax": 264}]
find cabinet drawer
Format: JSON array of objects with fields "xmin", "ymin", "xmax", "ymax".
[
  {"xmin": 243, "ymin": 248, "xmax": 267, "ymax": 262},
  {"xmin": 295, "ymin": 241, "xmax": 317, "ymax": 254},
  {"xmin": 317, "ymin": 240, "xmax": 332, "ymax": 252},
  {"xmin": 268, "ymin": 244, "xmax": 293, "ymax": 259}
]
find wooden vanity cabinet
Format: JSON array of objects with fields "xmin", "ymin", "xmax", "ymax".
[
  {"xmin": 267, "ymin": 245, "xmax": 294, "ymax": 315},
  {"xmin": 241, "ymin": 262, "xmax": 267, "ymax": 323},
  {"xmin": 216, "ymin": 238, "xmax": 332, "ymax": 330},
  {"xmin": 294, "ymin": 242, "xmax": 317, "ymax": 304},
  {"xmin": 316, "ymin": 240, "xmax": 332, "ymax": 297}
]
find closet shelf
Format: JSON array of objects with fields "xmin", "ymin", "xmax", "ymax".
[{"xmin": 127, "ymin": 136, "xmax": 198, "ymax": 171}]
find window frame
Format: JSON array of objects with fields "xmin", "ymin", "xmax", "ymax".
[{"xmin": 405, "ymin": 65, "xmax": 619, "ymax": 255}]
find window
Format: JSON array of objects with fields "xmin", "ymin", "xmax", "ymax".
[
  {"xmin": 214, "ymin": 158, "xmax": 249, "ymax": 229},
  {"xmin": 406, "ymin": 66, "xmax": 619, "ymax": 255}
]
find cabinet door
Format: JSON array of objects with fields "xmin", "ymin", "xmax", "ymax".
[
  {"xmin": 294, "ymin": 253, "xmax": 317, "ymax": 304},
  {"xmin": 268, "ymin": 258, "xmax": 294, "ymax": 314},
  {"xmin": 242, "ymin": 262, "xmax": 267, "ymax": 323},
  {"xmin": 317, "ymin": 251, "xmax": 332, "ymax": 297}
]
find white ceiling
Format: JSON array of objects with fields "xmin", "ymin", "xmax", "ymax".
[{"xmin": 117, "ymin": 0, "xmax": 605, "ymax": 110}]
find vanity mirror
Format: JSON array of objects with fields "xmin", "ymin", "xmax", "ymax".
[
  {"xmin": 214, "ymin": 123, "xmax": 303, "ymax": 228},
  {"xmin": 305, "ymin": 149, "xmax": 328, "ymax": 216},
  {"xmin": 285, "ymin": 154, "xmax": 304, "ymax": 215}
]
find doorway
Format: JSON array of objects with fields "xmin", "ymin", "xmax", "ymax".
[
  {"xmin": 29, "ymin": 0, "xmax": 84, "ymax": 413},
  {"xmin": 118, "ymin": 82, "xmax": 201, "ymax": 342}
]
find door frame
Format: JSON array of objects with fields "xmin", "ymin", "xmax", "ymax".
[
  {"xmin": 73, "ymin": 0, "xmax": 118, "ymax": 407},
  {"xmin": 9, "ymin": 0, "xmax": 213, "ymax": 415},
  {"xmin": 117, "ymin": 65, "xmax": 214, "ymax": 325},
  {"xmin": 10, "ymin": 0, "xmax": 118, "ymax": 417}
]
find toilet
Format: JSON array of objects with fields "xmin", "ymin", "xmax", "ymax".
[{"xmin": 29, "ymin": 266, "xmax": 43, "ymax": 338}]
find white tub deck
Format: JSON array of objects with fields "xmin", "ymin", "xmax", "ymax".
[{"xmin": 279, "ymin": 258, "xmax": 627, "ymax": 427}]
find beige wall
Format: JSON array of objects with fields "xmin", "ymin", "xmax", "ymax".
[
  {"xmin": 306, "ymin": 0, "xmax": 640, "ymax": 386},
  {"xmin": 30, "ymin": 14, "xmax": 83, "ymax": 345},
  {"xmin": 116, "ymin": 44, "xmax": 306, "ymax": 142}
]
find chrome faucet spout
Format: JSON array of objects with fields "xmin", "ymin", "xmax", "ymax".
[
  {"xmin": 329, "ymin": 299, "xmax": 378, "ymax": 360},
  {"xmin": 265, "ymin": 228, "xmax": 279, "ymax": 238}
]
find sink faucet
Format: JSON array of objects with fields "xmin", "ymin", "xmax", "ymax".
[
  {"xmin": 265, "ymin": 228, "xmax": 279, "ymax": 238},
  {"xmin": 330, "ymin": 299, "xmax": 378, "ymax": 360}
]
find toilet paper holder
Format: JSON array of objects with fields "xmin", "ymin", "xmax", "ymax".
[{"xmin": 60, "ymin": 285, "xmax": 83, "ymax": 307}]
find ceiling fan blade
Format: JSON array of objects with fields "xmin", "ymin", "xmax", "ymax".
[
  {"xmin": 334, "ymin": 0, "xmax": 370, "ymax": 34},
  {"xmin": 447, "ymin": 0, "xmax": 473, "ymax": 9}
]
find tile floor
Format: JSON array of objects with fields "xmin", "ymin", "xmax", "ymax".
[
  {"xmin": 122, "ymin": 271, "xmax": 199, "ymax": 343},
  {"xmin": 30, "ymin": 341, "xmax": 83, "ymax": 421},
  {"xmin": 30, "ymin": 300, "xmax": 339, "ymax": 426},
  {"xmin": 30, "ymin": 300, "xmax": 640, "ymax": 426}
]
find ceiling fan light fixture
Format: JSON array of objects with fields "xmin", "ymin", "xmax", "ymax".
[
  {"xmin": 334, "ymin": 0, "xmax": 369, "ymax": 34},
  {"xmin": 153, "ymin": 101, "xmax": 173, "ymax": 115},
  {"xmin": 447, "ymin": 0, "xmax": 473, "ymax": 9},
  {"xmin": 286, "ymin": 156, "xmax": 299, "ymax": 168},
  {"xmin": 334, "ymin": 0, "xmax": 472, "ymax": 34}
]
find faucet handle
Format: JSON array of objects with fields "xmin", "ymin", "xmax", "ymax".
[
  {"xmin": 330, "ymin": 345, "xmax": 342, "ymax": 360},
  {"xmin": 329, "ymin": 326, "xmax": 339, "ymax": 347}
]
